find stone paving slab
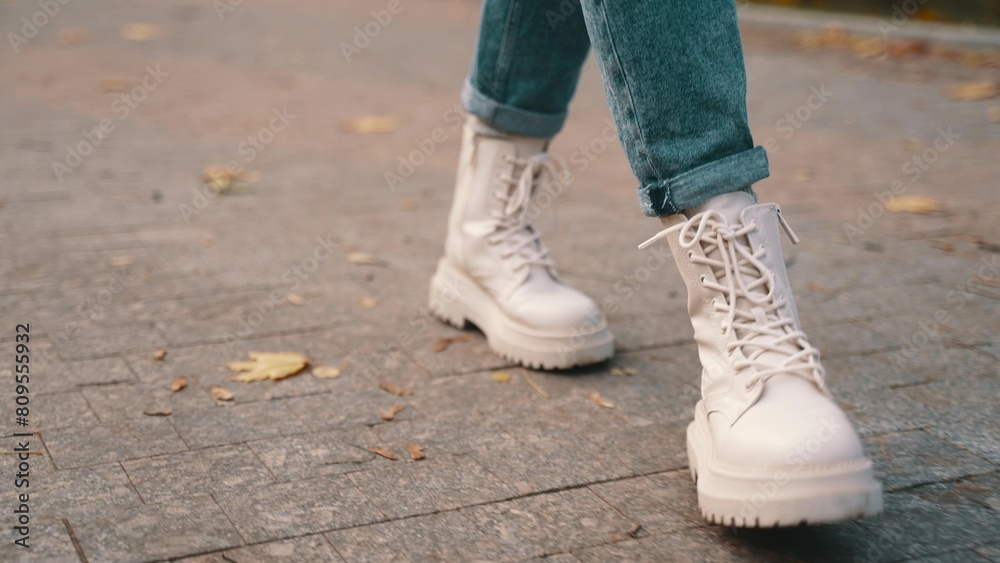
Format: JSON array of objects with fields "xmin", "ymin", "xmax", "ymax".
[{"xmin": 0, "ymin": 0, "xmax": 997, "ymax": 560}]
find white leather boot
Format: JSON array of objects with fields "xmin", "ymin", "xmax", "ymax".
[
  {"xmin": 429, "ymin": 117, "xmax": 614, "ymax": 369},
  {"xmin": 640, "ymin": 193, "xmax": 882, "ymax": 527}
]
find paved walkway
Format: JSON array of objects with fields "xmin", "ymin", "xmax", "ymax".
[{"xmin": 1, "ymin": 1, "xmax": 998, "ymax": 561}]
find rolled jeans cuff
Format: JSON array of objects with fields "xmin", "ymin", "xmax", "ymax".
[
  {"xmin": 637, "ymin": 146, "xmax": 770, "ymax": 217},
  {"xmin": 461, "ymin": 78, "xmax": 566, "ymax": 139}
]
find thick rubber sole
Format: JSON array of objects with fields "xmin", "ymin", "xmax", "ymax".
[
  {"xmin": 428, "ymin": 258, "xmax": 614, "ymax": 370},
  {"xmin": 687, "ymin": 403, "xmax": 883, "ymax": 527}
]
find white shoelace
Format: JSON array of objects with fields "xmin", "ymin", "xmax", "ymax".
[
  {"xmin": 641, "ymin": 211, "xmax": 826, "ymax": 392},
  {"xmin": 487, "ymin": 153, "xmax": 564, "ymax": 272}
]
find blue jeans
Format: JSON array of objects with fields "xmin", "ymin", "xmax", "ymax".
[{"xmin": 463, "ymin": 0, "xmax": 768, "ymax": 216}]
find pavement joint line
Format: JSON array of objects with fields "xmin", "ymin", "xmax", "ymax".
[{"xmin": 63, "ymin": 518, "xmax": 89, "ymax": 563}]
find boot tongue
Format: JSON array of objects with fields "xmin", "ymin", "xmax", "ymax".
[{"xmin": 691, "ymin": 194, "xmax": 809, "ymax": 382}]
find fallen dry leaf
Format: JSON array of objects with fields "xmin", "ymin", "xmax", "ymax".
[
  {"xmin": 356, "ymin": 294, "xmax": 378, "ymax": 308},
  {"xmin": 407, "ymin": 443, "xmax": 426, "ymax": 461},
  {"xmin": 491, "ymin": 371, "xmax": 511, "ymax": 383},
  {"xmin": 807, "ymin": 282, "xmax": 833, "ymax": 295},
  {"xmin": 110, "ymin": 255, "xmax": 134, "ymax": 267},
  {"xmin": 379, "ymin": 382, "xmax": 413, "ymax": 396},
  {"xmin": 929, "ymin": 240, "xmax": 954, "ymax": 253},
  {"xmin": 522, "ymin": 370, "xmax": 549, "ymax": 399},
  {"xmin": 943, "ymin": 81, "xmax": 1000, "ymax": 101},
  {"xmin": 609, "ymin": 367, "xmax": 637, "ymax": 377},
  {"xmin": 431, "ymin": 334, "xmax": 476, "ymax": 352},
  {"xmin": 143, "ymin": 409, "xmax": 173, "ymax": 416},
  {"xmin": 885, "ymin": 195, "xmax": 945, "ymax": 214},
  {"xmin": 99, "ymin": 77, "xmax": 130, "ymax": 93},
  {"xmin": 988, "ymin": 106, "xmax": 1000, "ymax": 123},
  {"xmin": 227, "ymin": 351, "xmax": 309, "ymax": 383},
  {"xmin": 59, "ymin": 27, "xmax": 89, "ymax": 46},
  {"xmin": 201, "ymin": 165, "xmax": 243, "ymax": 193},
  {"xmin": 792, "ymin": 168, "xmax": 813, "ymax": 183},
  {"xmin": 312, "ymin": 364, "xmax": 344, "ymax": 379},
  {"xmin": 381, "ymin": 404, "xmax": 406, "ymax": 421},
  {"xmin": 286, "ymin": 293, "xmax": 305, "ymax": 305},
  {"xmin": 122, "ymin": 23, "xmax": 160, "ymax": 42},
  {"xmin": 972, "ymin": 275, "xmax": 1000, "ymax": 289},
  {"xmin": 152, "ymin": 349, "xmax": 167, "ymax": 361},
  {"xmin": 210, "ymin": 386, "xmax": 234, "ymax": 401},
  {"xmin": 370, "ymin": 446, "xmax": 398, "ymax": 460},
  {"xmin": 341, "ymin": 115, "xmax": 398, "ymax": 134},
  {"xmin": 589, "ymin": 392, "xmax": 615, "ymax": 409},
  {"xmin": 347, "ymin": 252, "xmax": 381, "ymax": 265},
  {"xmin": 169, "ymin": 376, "xmax": 187, "ymax": 392}
]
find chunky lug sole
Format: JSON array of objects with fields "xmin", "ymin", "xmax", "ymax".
[
  {"xmin": 687, "ymin": 402, "xmax": 883, "ymax": 527},
  {"xmin": 429, "ymin": 258, "xmax": 614, "ymax": 370}
]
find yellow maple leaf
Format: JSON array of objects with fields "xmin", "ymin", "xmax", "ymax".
[
  {"xmin": 227, "ymin": 352, "xmax": 309, "ymax": 382},
  {"xmin": 885, "ymin": 195, "xmax": 944, "ymax": 214},
  {"xmin": 341, "ymin": 115, "xmax": 398, "ymax": 134}
]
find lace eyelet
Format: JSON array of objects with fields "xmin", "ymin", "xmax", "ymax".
[
  {"xmin": 700, "ymin": 275, "xmax": 708, "ymax": 284},
  {"xmin": 687, "ymin": 251, "xmax": 695, "ymax": 260}
]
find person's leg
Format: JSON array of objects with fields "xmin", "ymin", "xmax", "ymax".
[
  {"xmin": 431, "ymin": 0, "xmax": 615, "ymax": 369},
  {"xmin": 463, "ymin": 0, "xmax": 591, "ymax": 138},
  {"xmin": 579, "ymin": 0, "xmax": 767, "ymax": 216},
  {"xmin": 575, "ymin": 0, "xmax": 882, "ymax": 526}
]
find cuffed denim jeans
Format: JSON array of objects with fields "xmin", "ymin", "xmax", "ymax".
[{"xmin": 463, "ymin": 0, "xmax": 768, "ymax": 216}]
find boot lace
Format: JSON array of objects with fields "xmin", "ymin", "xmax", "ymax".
[
  {"xmin": 641, "ymin": 211, "xmax": 826, "ymax": 392},
  {"xmin": 487, "ymin": 153, "xmax": 564, "ymax": 272}
]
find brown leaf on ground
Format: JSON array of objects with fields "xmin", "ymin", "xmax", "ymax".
[
  {"xmin": 988, "ymin": 106, "xmax": 1000, "ymax": 123},
  {"xmin": 491, "ymin": 371, "xmax": 511, "ymax": 383},
  {"xmin": 152, "ymin": 349, "xmax": 167, "ymax": 361},
  {"xmin": 341, "ymin": 116, "xmax": 398, "ymax": 134},
  {"xmin": 356, "ymin": 294, "xmax": 378, "ymax": 308},
  {"xmin": 887, "ymin": 39, "xmax": 929, "ymax": 58},
  {"xmin": 370, "ymin": 446, "xmax": 398, "ymax": 460},
  {"xmin": 122, "ymin": 23, "xmax": 160, "ymax": 42},
  {"xmin": 609, "ymin": 366, "xmax": 637, "ymax": 377},
  {"xmin": 347, "ymin": 252, "xmax": 382, "ymax": 265},
  {"xmin": 210, "ymin": 386, "xmax": 234, "ymax": 401},
  {"xmin": 431, "ymin": 334, "xmax": 476, "ymax": 352},
  {"xmin": 227, "ymin": 352, "xmax": 310, "ymax": 382},
  {"xmin": 589, "ymin": 392, "xmax": 615, "ymax": 409},
  {"xmin": 522, "ymin": 370, "xmax": 549, "ymax": 399},
  {"xmin": 381, "ymin": 404, "xmax": 406, "ymax": 421},
  {"xmin": 99, "ymin": 77, "xmax": 130, "ymax": 93},
  {"xmin": 972, "ymin": 275, "xmax": 1000, "ymax": 289},
  {"xmin": 379, "ymin": 382, "xmax": 413, "ymax": 396},
  {"xmin": 143, "ymin": 409, "xmax": 173, "ymax": 416},
  {"xmin": 407, "ymin": 443, "xmax": 426, "ymax": 461},
  {"xmin": 807, "ymin": 282, "xmax": 834, "ymax": 295},
  {"xmin": 110, "ymin": 256, "xmax": 134, "ymax": 267},
  {"xmin": 929, "ymin": 240, "xmax": 955, "ymax": 253},
  {"xmin": 943, "ymin": 81, "xmax": 1000, "ymax": 101},
  {"xmin": 886, "ymin": 195, "xmax": 945, "ymax": 214},
  {"xmin": 59, "ymin": 27, "xmax": 89, "ymax": 46},
  {"xmin": 169, "ymin": 376, "xmax": 187, "ymax": 392},
  {"xmin": 286, "ymin": 293, "xmax": 305, "ymax": 305},
  {"xmin": 312, "ymin": 364, "xmax": 344, "ymax": 379}
]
